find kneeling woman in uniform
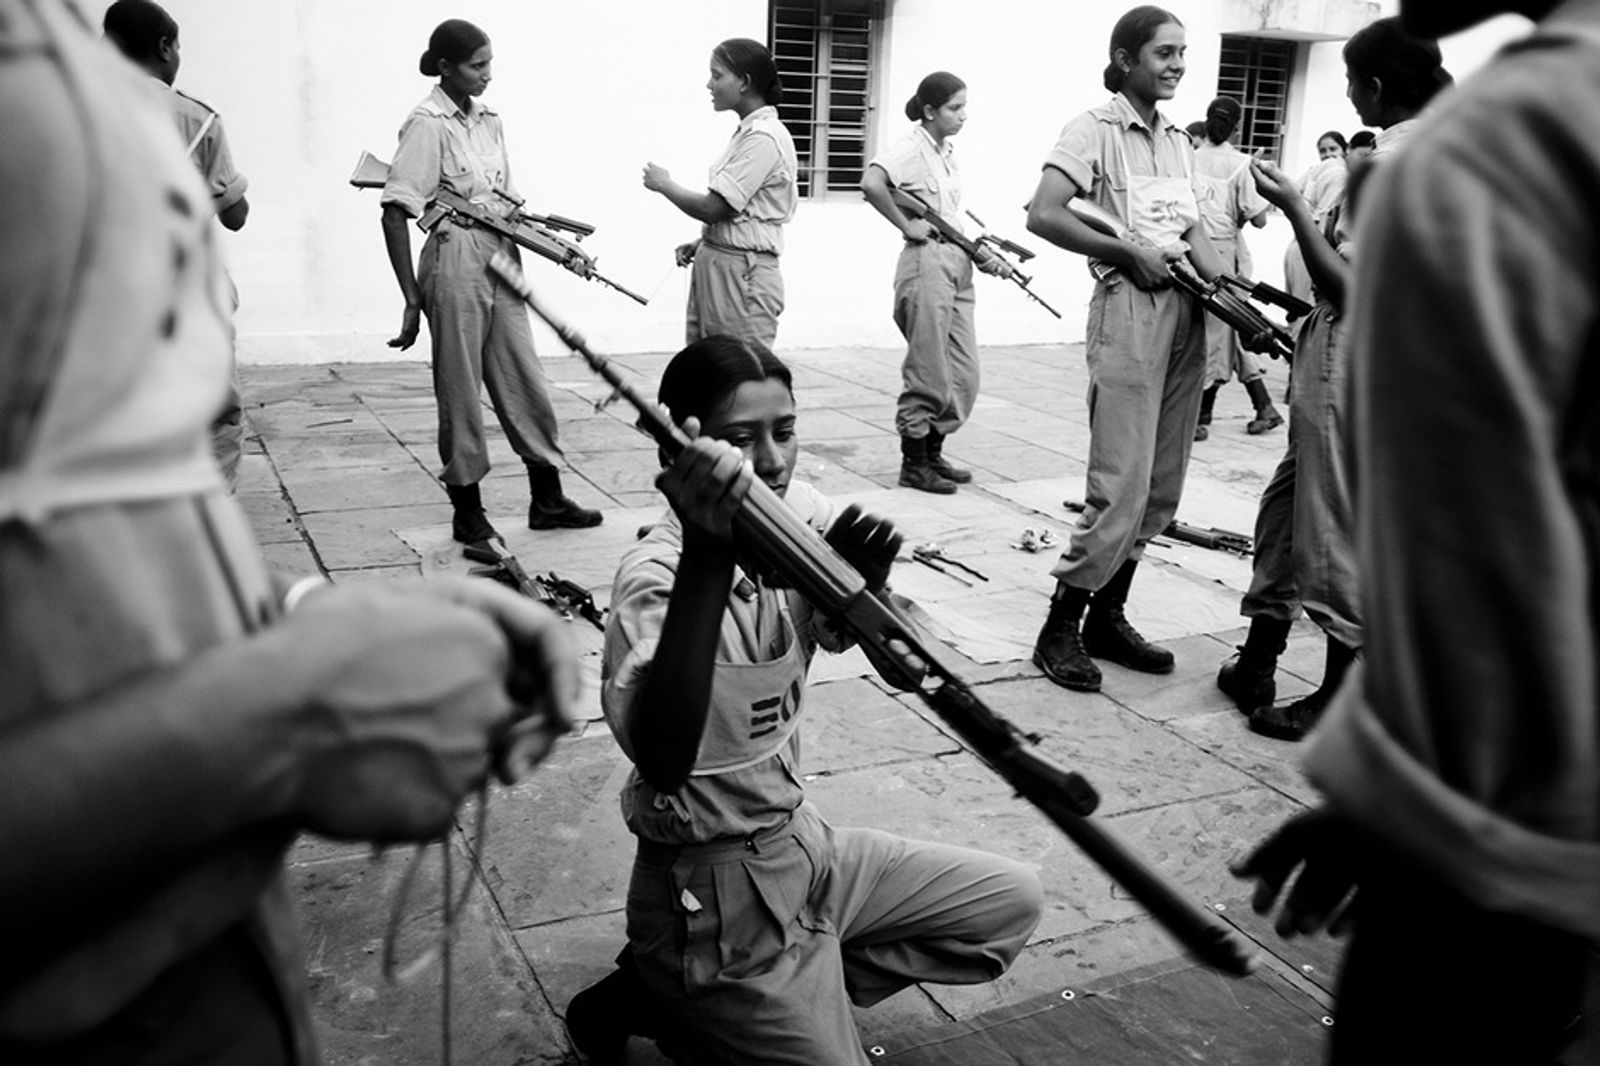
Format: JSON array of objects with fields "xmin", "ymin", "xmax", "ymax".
[
  {"xmin": 565, "ymin": 336, "xmax": 1043, "ymax": 1064},
  {"xmin": 380, "ymin": 18, "xmax": 600, "ymax": 542}
]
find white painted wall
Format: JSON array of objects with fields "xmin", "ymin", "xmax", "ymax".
[{"xmin": 80, "ymin": 0, "xmax": 1530, "ymax": 363}]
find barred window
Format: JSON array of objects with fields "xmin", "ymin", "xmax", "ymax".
[
  {"xmin": 1217, "ymin": 35, "xmax": 1295, "ymax": 161},
  {"xmin": 768, "ymin": 0, "xmax": 885, "ymax": 197}
]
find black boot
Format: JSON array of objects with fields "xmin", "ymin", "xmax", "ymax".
[
  {"xmin": 1244, "ymin": 378, "xmax": 1284, "ymax": 435},
  {"xmin": 1195, "ymin": 384, "xmax": 1219, "ymax": 442},
  {"xmin": 566, "ymin": 951, "xmax": 677, "ymax": 1064},
  {"xmin": 446, "ymin": 482, "xmax": 500, "ymax": 545},
  {"xmin": 1032, "ymin": 583, "xmax": 1100, "ymax": 691},
  {"xmin": 1082, "ymin": 560, "xmax": 1175, "ymax": 673},
  {"xmin": 527, "ymin": 465, "xmax": 602, "ymax": 530},
  {"xmin": 926, "ymin": 429, "xmax": 973, "ymax": 483},
  {"xmin": 1250, "ymin": 636, "xmax": 1358, "ymax": 741},
  {"xmin": 898, "ymin": 434, "xmax": 957, "ymax": 495},
  {"xmin": 1217, "ymin": 616, "xmax": 1292, "ymax": 714}
]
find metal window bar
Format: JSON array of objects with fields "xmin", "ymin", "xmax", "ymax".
[
  {"xmin": 1218, "ymin": 35, "xmax": 1295, "ymax": 162},
  {"xmin": 770, "ymin": 1, "xmax": 880, "ymax": 196}
]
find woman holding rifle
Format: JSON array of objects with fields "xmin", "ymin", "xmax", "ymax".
[
  {"xmin": 643, "ymin": 39, "xmax": 797, "ymax": 349},
  {"xmin": 564, "ymin": 335, "xmax": 1042, "ymax": 1064},
  {"xmin": 861, "ymin": 72, "xmax": 1012, "ymax": 494},
  {"xmin": 1025, "ymin": 5, "xmax": 1225, "ymax": 694},
  {"xmin": 380, "ymin": 18, "xmax": 600, "ymax": 543},
  {"xmin": 1218, "ymin": 18, "xmax": 1452, "ymax": 742}
]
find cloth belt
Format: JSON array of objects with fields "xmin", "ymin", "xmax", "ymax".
[
  {"xmin": 635, "ymin": 809, "xmax": 800, "ymax": 867},
  {"xmin": 700, "ymin": 237, "xmax": 779, "ymax": 260}
]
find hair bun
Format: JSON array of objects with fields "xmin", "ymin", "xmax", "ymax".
[
  {"xmin": 418, "ymin": 49, "xmax": 436, "ymax": 76},
  {"xmin": 1206, "ymin": 96, "xmax": 1242, "ymax": 124}
]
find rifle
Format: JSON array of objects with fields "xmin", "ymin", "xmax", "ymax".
[
  {"xmin": 1062, "ymin": 500, "xmax": 1254, "ymax": 557},
  {"xmin": 541, "ymin": 571, "xmax": 606, "ymax": 631},
  {"xmin": 1063, "ymin": 198, "xmax": 1296, "ymax": 361},
  {"xmin": 486, "ymin": 249, "xmax": 1260, "ymax": 979},
  {"xmin": 463, "ymin": 540, "xmax": 569, "ymax": 618},
  {"xmin": 351, "ymin": 151, "xmax": 648, "ymax": 305},
  {"xmin": 1217, "ymin": 273, "xmax": 1311, "ymax": 320},
  {"xmin": 885, "ymin": 187, "xmax": 1063, "ymax": 320}
]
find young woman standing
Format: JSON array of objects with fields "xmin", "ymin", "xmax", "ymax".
[
  {"xmin": 1024, "ymin": 5, "xmax": 1225, "ymax": 693},
  {"xmin": 861, "ymin": 72, "xmax": 1012, "ymax": 494},
  {"xmin": 380, "ymin": 18, "xmax": 600, "ymax": 543},
  {"xmin": 565, "ymin": 336, "xmax": 1041, "ymax": 1064},
  {"xmin": 643, "ymin": 39, "xmax": 798, "ymax": 350},
  {"xmin": 1218, "ymin": 18, "xmax": 1453, "ymax": 742},
  {"xmin": 1192, "ymin": 95, "xmax": 1279, "ymax": 441}
]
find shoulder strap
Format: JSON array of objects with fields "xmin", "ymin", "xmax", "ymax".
[{"xmin": 184, "ymin": 112, "xmax": 216, "ymax": 159}]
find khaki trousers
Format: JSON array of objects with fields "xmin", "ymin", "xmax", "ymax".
[
  {"xmin": 626, "ymin": 803, "xmax": 1042, "ymax": 1065},
  {"xmin": 418, "ymin": 224, "xmax": 562, "ymax": 486},
  {"xmin": 892, "ymin": 240, "xmax": 979, "ymax": 439},
  {"xmin": 1241, "ymin": 305, "xmax": 1363, "ymax": 648},
  {"xmin": 686, "ymin": 242, "xmax": 784, "ymax": 350},
  {"xmin": 1052, "ymin": 276, "xmax": 1206, "ymax": 591}
]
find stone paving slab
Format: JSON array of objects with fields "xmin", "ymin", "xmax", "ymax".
[{"xmin": 294, "ymin": 841, "xmax": 569, "ymax": 1065}]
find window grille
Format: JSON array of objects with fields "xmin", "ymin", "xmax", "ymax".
[
  {"xmin": 769, "ymin": 0, "xmax": 884, "ymax": 197},
  {"xmin": 1216, "ymin": 35, "xmax": 1295, "ymax": 161}
]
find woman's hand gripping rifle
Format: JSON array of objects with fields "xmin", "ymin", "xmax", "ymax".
[
  {"xmin": 486, "ymin": 248, "xmax": 1259, "ymax": 979},
  {"xmin": 1066, "ymin": 197, "xmax": 1296, "ymax": 361},
  {"xmin": 887, "ymin": 188, "xmax": 1063, "ymax": 320}
]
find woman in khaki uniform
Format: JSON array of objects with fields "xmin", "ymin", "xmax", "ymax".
[
  {"xmin": 381, "ymin": 18, "xmax": 600, "ymax": 542},
  {"xmin": 862, "ymin": 71, "xmax": 1013, "ymax": 495},
  {"xmin": 564, "ymin": 337, "xmax": 1041, "ymax": 1064},
  {"xmin": 1025, "ymin": 5, "xmax": 1225, "ymax": 694},
  {"xmin": 643, "ymin": 39, "xmax": 798, "ymax": 350},
  {"xmin": 0, "ymin": 6, "xmax": 574, "ymax": 1061}
]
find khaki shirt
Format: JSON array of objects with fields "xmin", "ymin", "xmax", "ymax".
[
  {"xmin": 158, "ymin": 80, "xmax": 248, "ymax": 213},
  {"xmin": 601, "ymin": 483, "xmax": 850, "ymax": 844},
  {"xmin": 1306, "ymin": 6, "xmax": 1600, "ymax": 940},
  {"xmin": 703, "ymin": 105, "xmax": 798, "ymax": 254},
  {"xmin": 870, "ymin": 125, "xmax": 965, "ymax": 234},
  {"xmin": 0, "ymin": 1, "xmax": 311, "ymax": 1059},
  {"xmin": 381, "ymin": 85, "xmax": 519, "ymax": 219}
]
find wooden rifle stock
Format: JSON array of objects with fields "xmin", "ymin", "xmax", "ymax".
[{"xmin": 486, "ymin": 250, "xmax": 1260, "ymax": 978}]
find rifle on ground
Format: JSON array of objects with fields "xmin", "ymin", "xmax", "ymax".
[
  {"xmin": 487, "ymin": 249, "xmax": 1260, "ymax": 979},
  {"xmin": 885, "ymin": 187, "xmax": 1063, "ymax": 319},
  {"xmin": 1063, "ymin": 500, "xmax": 1254, "ymax": 557},
  {"xmin": 463, "ymin": 540, "xmax": 569, "ymax": 618},
  {"xmin": 541, "ymin": 572, "xmax": 606, "ymax": 631},
  {"xmin": 1064, "ymin": 198, "xmax": 1296, "ymax": 361},
  {"xmin": 351, "ymin": 151, "xmax": 648, "ymax": 305}
]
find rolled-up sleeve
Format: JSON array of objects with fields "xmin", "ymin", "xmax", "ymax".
[
  {"xmin": 197, "ymin": 119, "xmax": 247, "ymax": 212},
  {"xmin": 709, "ymin": 131, "xmax": 781, "ymax": 214},
  {"xmin": 1042, "ymin": 114, "xmax": 1099, "ymax": 197},
  {"xmin": 600, "ymin": 553, "xmax": 676, "ymax": 760},
  {"xmin": 868, "ymin": 135, "xmax": 919, "ymax": 187},
  {"xmin": 380, "ymin": 113, "xmax": 441, "ymax": 218}
]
